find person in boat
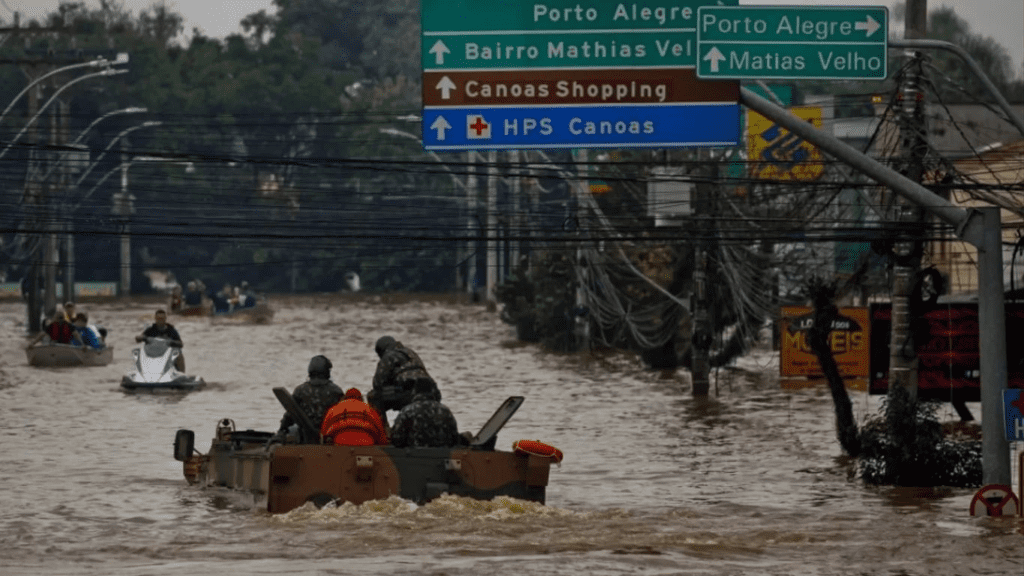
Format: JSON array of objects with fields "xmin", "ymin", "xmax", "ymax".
[
  {"xmin": 169, "ymin": 285, "xmax": 183, "ymax": 312},
  {"xmin": 320, "ymin": 387, "xmax": 388, "ymax": 446},
  {"xmin": 211, "ymin": 283, "xmax": 234, "ymax": 313},
  {"xmin": 72, "ymin": 312, "xmax": 105, "ymax": 349},
  {"xmin": 275, "ymin": 355, "xmax": 345, "ymax": 444},
  {"xmin": 27, "ymin": 309, "xmax": 80, "ymax": 347},
  {"xmin": 389, "ymin": 377, "xmax": 461, "ymax": 448},
  {"xmin": 61, "ymin": 301, "xmax": 76, "ymax": 322},
  {"xmin": 183, "ymin": 281, "xmax": 204, "ymax": 307},
  {"xmin": 367, "ymin": 336, "xmax": 441, "ymax": 432},
  {"xmin": 136, "ymin": 309, "xmax": 186, "ymax": 372},
  {"xmin": 238, "ymin": 281, "xmax": 257, "ymax": 308}
]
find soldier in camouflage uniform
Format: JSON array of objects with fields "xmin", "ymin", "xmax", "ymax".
[
  {"xmin": 390, "ymin": 377, "xmax": 461, "ymax": 448},
  {"xmin": 276, "ymin": 355, "xmax": 345, "ymax": 443},
  {"xmin": 367, "ymin": 336, "xmax": 440, "ymax": 430}
]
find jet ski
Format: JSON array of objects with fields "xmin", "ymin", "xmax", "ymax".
[{"xmin": 121, "ymin": 337, "xmax": 205, "ymax": 392}]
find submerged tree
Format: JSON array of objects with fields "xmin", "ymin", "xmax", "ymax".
[{"xmin": 803, "ymin": 277, "xmax": 982, "ymax": 486}]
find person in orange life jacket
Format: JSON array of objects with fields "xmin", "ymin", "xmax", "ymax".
[
  {"xmin": 321, "ymin": 388, "xmax": 388, "ymax": 446},
  {"xmin": 136, "ymin": 309, "xmax": 186, "ymax": 372},
  {"xmin": 27, "ymin": 309, "xmax": 81, "ymax": 347}
]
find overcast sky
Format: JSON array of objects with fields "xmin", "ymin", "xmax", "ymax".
[{"xmin": 2, "ymin": 0, "xmax": 1022, "ymax": 77}]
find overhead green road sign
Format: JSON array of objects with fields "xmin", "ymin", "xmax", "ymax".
[
  {"xmin": 423, "ymin": 0, "xmax": 738, "ymax": 70},
  {"xmin": 423, "ymin": 31, "xmax": 700, "ymax": 70},
  {"xmin": 696, "ymin": 6, "xmax": 888, "ymax": 80},
  {"xmin": 423, "ymin": 0, "xmax": 737, "ymax": 33}
]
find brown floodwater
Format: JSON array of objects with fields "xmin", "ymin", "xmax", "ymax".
[{"xmin": 1, "ymin": 293, "xmax": 1021, "ymax": 575}]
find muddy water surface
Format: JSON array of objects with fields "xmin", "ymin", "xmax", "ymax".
[{"xmin": 0, "ymin": 294, "xmax": 1021, "ymax": 575}]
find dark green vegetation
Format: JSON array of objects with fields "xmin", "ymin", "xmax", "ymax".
[
  {"xmin": 858, "ymin": 386, "xmax": 982, "ymax": 487},
  {"xmin": 3, "ymin": 0, "xmax": 564, "ymax": 294},
  {"xmin": 803, "ymin": 278, "xmax": 982, "ymax": 487}
]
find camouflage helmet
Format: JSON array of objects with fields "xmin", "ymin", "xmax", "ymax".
[
  {"xmin": 308, "ymin": 355, "xmax": 332, "ymax": 377},
  {"xmin": 374, "ymin": 336, "xmax": 397, "ymax": 357}
]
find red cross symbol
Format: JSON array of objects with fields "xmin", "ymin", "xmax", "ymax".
[
  {"xmin": 1011, "ymin": 391, "xmax": 1024, "ymax": 415},
  {"xmin": 469, "ymin": 116, "xmax": 489, "ymax": 135}
]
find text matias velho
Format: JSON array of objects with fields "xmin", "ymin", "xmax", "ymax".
[{"xmin": 465, "ymin": 3, "xmax": 697, "ymax": 62}]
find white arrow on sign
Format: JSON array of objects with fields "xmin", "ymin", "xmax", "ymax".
[
  {"xmin": 854, "ymin": 15, "xmax": 881, "ymax": 37},
  {"xmin": 431, "ymin": 116, "xmax": 452, "ymax": 141},
  {"xmin": 429, "ymin": 40, "xmax": 451, "ymax": 65},
  {"xmin": 436, "ymin": 76, "xmax": 457, "ymax": 99},
  {"xmin": 703, "ymin": 46, "xmax": 726, "ymax": 73}
]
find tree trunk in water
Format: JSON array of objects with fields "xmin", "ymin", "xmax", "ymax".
[{"xmin": 808, "ymin": 302, "xmax": 861, "ymax": 457}]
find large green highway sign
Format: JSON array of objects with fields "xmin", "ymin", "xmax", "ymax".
[{"xmin": 696, "ymin": 6, "xmax": 888, "ymax": 80}]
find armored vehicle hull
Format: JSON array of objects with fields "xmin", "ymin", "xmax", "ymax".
[{"xmin": 174, "ymin": 395, "xmax": 557, "ymax": 513}]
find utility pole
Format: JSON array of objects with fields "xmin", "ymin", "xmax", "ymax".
[
  {"xmin": 888, "ymin": 0, "xmax": 929, "ymax": 401},
  {"xmin": 509, "ymin": 149, "xmax": 521, "ymax": 269},
  {"xmin": 691, "ymin": 151, "xmax": 713, "ymax": 396},
  {"xmin": 466, "ymin": 151, "xmax": 478, "ymax": 299},
  {"xmin": 59, "ymin": 100, "xmax": 74, "ymax": 304},
  {"xmin": 572, "ymin": 148, "xmax": 590, "ymax": 351},
  {"xmin": 24, "ymin": 75, "xmax": 43, "ymax": 332},
  {"xmin": 113, "ymin": 141, "xmax": 134, "ymax": 297},
  {"xmin": 486, "ymin": 150, "xmax": 498, "ymax": 311}
]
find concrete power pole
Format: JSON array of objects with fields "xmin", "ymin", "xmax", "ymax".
[
  {"xmin": 691, "ymin": 151, "xmax": 713, "ymax": 396},
  {"xmin": 888, "ymin": 0, "xmax": 929, "ymax": 401},
  {"xmin": 24, "ymin": 77, "xmax": 43, "ymax": 332},
  {"xmin": 59, "ymin": 100, "xmax": 74, "ymax": 304},
  {"xmin": 465, "ymin": 151, "xmax": 478, "ymax": 298},
  {"xmin": 486, "ymin": 150, "xmax": 497, "ymax": 310}
]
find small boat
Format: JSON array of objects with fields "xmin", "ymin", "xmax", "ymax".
[
  {"xmin": 121, "ymin": 337, "xmax": 205, "ymax": 392},
  {"xmin": 173, "ymin": 393, "xmax": 560, "ymax": 513},
  {"xmin": 211, "ymin": 298, "xmax": 274, "ymax": 324},
  {"xmin": 26, "ymin": 343, "xmax": 114, "ymax": 367}
]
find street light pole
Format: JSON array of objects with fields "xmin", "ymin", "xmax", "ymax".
[
  {"xmin": 0, "ymin": 67, "xmax": 129, "ymax": 160},
  {"xmin": 0, "ymin": 56, "xmax": 125, "ymax": 126},
  {"xmin": 378, "ymin": 127, "xmax": 484, "ymax": 297}
]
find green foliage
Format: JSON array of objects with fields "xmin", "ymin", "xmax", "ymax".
[
  {"xmin": 858, "ymin": 386, "xmax": 982, "ymax": 487},
  {"xmin": 496, "ymin": 251, "xmax": 579, "ymax": 352}
]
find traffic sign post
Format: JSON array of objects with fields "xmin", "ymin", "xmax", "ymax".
[
  {"xmin": 421, "ymin": 0, "xmax": 741, "ymax": 151},
  {"xmin": 696, "ymin": 6, "xmax": 888, "ymax": 80},
  {"xmin": 969, "ymin": 484, "xmax": 1019, "ymax": 517}
]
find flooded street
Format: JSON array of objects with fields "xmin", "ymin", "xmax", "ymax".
[{"xmin": 1, "ymin": 294, "xmax": 1021, "ymax": 575}]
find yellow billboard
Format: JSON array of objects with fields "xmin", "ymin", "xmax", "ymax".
[
  {"xmin": 780, "ymin": 306, "xmax": 870, "ymax": 378},
  {"xmin": 748, "ymin": 107, "xmax": 824, "ymax": 181}
]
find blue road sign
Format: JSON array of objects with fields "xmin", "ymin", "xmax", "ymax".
[
  {"xmin": 422, "ymin": 103, "xmax": 740, "ymax": 150},
  {"xmin": 1004, "ymin": 388, "xmax": 1024, "ymax": 441}
]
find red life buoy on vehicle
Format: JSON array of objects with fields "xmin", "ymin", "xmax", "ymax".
[{"xmin": 513, "ymin": 439, "xmax": 564, "ymax": 463}]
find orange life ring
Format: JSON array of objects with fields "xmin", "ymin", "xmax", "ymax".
[{"xmin": 513, "ymin": 439, "xmax": 564, "ymax": 463}]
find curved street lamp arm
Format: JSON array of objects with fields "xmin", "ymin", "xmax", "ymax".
[
  {"xmin": 34, "ymin": 107, "xmax": 149, "ymax": 187},
  {"xmin": 70, "ymin": 121, "xmax": 162, "ymax": 192},
  {"xmin": 0, "ymin": 68, "xmax": 129, "ymax": 160},
  {"xmin": 0, "ymin": 59, "xmax": 111, "ymax": 126}
]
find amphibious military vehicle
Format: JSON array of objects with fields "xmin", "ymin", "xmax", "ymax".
[{"xmin": 173, "ymin": 390, "xmax": 558, "ymax": 513}]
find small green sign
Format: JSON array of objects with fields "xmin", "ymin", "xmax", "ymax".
[{"xmin": 696, "ymin": 6, "xmax": 887, "ymax": 80}]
